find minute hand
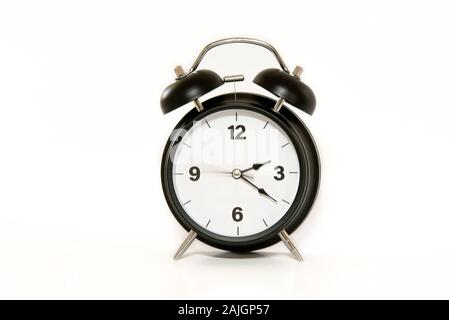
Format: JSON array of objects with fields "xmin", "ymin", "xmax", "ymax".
[{"xmin": 240, "ymin": 175, "xmax": 277, "ymax": 203}]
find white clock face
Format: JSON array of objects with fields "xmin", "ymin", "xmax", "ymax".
[{"xmin": 171, "ymin": 108, "xmax": 301, "ymax": 238}]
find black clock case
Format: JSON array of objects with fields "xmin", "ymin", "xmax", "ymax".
[{"xmin": 161, "ymin": 92, "xmax": 320, "ymax": 252}]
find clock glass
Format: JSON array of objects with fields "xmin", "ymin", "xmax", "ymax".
[{"xmin": 170, "ymin": 107, "xmax": 301, "ymax": 238}]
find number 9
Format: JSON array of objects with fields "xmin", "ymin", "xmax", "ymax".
[{"xmin": 189, "ymin": 166, "xmax": 200, "ymax": 181}]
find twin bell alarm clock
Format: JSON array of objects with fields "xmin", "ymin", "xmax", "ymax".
[{"xmin": 160, "ymin": 38, "xmax": 320, "ymax": 261}]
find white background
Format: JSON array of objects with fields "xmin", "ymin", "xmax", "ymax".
[{"xmin": 1, "ymin": 0, "xmax": 449, "ymax": 299}]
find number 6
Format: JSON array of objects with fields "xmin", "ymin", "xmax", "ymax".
[{"xmin": 232, "ymin": 207, "xmax": 243, "ymax": 222}]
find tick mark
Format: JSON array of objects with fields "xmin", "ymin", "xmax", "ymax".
[
  {"xmin": 237, "ymin": 226, "xmax": 240, "ymax": 236},
  {"xmin": 235, "ymin": 112, "xmax": 238, "ymax": 121},
  {"xmin": 282, "ymin": 199, "xmax": 290, "ymax": 205},
  {"xmin": 263, "ymin": 219, "xmax": 268, "ymax": 227},
  {"xmin": 205, "ymin": 120, "xmax": 211, "ymax": 128},
  {"xmin": 205, "ymin": 219, "xmax": 211, "ymax": 228},
  {"xmin": 281, "ymin": 142, "xmax": 289, "ymax": 148},
  {"xmin": 183, "ymin": 142, "xmax": 191, "ymax": 148},
  {"xmin": 175, "ymin": 173, "xmax": 184, "ymax": 175},
  {"xmin": 263, "ymin": 121, "xmax": 269, "ymax": 129},
  {"xmin": 289, "ymin": 171, "xmax": 298, "ymax": 174},
  {"xmin": 183, "ymin": 200, "xmax": 191, "ymax": 206}
]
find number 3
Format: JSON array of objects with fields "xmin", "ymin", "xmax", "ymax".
[{"xmin": 274, "ymin": 166, "xmax": 284, "ymax": 181}]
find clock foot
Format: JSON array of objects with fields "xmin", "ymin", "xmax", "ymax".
[
  {"xmin": 279, "ymin": 229, "xmax": 303, "ymax": 261},
  {"xmin": 173, "ymin": 230, "xmax": 197, "ymax": 260}
]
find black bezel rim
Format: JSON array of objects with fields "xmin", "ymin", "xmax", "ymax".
[{"xmin": 161, "ymin": 93, "xmax": 320, "ymax": 252}]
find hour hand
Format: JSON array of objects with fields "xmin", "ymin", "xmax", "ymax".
[{"xmin": 241, "ymin": 160, "xmax": 271, "ymax": 173}]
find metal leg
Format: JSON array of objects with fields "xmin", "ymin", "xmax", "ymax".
[
  {"xmin": 174, "ymin": 229, "xmax": 302, "ymax": 261},
  {"xmin": 173, "ymin": 230, "xmax": 197, "ymax": 260},
  {"xmin": 278, "ymin": 229, "xmax": 303, "ymax": 261}
]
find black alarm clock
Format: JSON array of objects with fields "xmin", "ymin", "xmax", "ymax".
[{"xmin": 160, "ymin": 38, "xmax": 320, "ymax": 261}]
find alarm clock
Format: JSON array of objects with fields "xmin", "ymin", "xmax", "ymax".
[{"xmin": 160, "ymin": 38, "xmax": 320, "ymax": 261}]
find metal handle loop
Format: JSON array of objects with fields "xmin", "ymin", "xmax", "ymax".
[{"xmin": 183, "ymin": 37, "xmax": 290, "ymax": 78}]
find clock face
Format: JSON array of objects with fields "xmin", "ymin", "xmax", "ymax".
[{"xmin": 169, "ymin": 107, "xmax": 301, "ymax": 238}]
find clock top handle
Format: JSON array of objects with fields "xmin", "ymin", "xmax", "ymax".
[
  {"xmin": 179, "ymin": 37, "xmax": 290, "ymax": 79},
  {"xmin": 183, "ymin": 37, "xmax": 316, "ymax": 115},
  {"xmin": 161, "ymin": 37, "xmax": 316, "ymax": 116}
]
